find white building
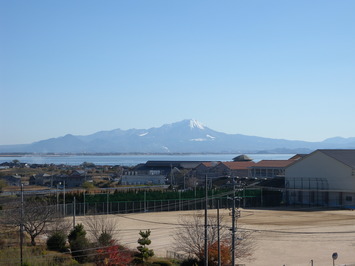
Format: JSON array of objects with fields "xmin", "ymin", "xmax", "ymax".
[
  {"xmin": 285, "ymin": 149, "xmax": 355, "ymax": 207},
  {"xmin": 121, "ymin": 170, "xmax": 166, "ymax": 185}
]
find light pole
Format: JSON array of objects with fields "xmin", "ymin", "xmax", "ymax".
[
  {"xmin": 332, "ymin": 252, "xmax": 338, "ymax": 266},
  {"xmin": 144, "ymin": 191, "xmax": 147, "ymax": 212},
  {"xmin": 63, "ymin": 181, "xmax": 66, "ymax": 216},
  {"xmin": 56, "ymin": 182, "xmax": 61, "ymax": 213},
  {"xmin": 83, "ymin": 191, "xmax": 86, "ymax": 216},
  {"xmin": 179, "ymin": 190, "xmax": 181, "ymax": 211},
  {"xmin": 194, "ymin": 182, "xmax": 198, "ymax": 210},
  {"xmin": 73, "ymin": 196, "xmax": 76, "ymax": 229},
  {"xmin": 107, "ymin": 191, "xmax": 109, "ymax": 215}
]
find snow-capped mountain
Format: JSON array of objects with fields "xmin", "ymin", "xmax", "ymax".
[{"xmin": 1, "ymin": 119, "xmax": 355, "ymax": 153}]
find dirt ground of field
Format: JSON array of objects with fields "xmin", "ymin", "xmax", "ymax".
[{"xmin": 76, "ymin": 207, "xmax": 355, "ymax": 266}]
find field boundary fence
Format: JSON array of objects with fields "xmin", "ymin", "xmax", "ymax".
[{"xmin": 57, "ymin": 196, "xmax": 235, "ymax": 217}]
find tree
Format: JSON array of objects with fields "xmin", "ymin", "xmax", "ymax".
[
  {"xmin": 208, "ymin": 241, "xmax": 232, "ymax": 266},
  {"xmin": 82, "ymin": 181, "xmax": 95, "ymax": 190},
  {"xmin": 45, "ymin": 213, "xmax": 72, "ymax": 236},
  {"xmin": 136, "ymin": 229, "xmax": 154, "ymax": 262},
  {"xmin": 98, "ymin": 232, "xmax": 113, "ymax": 247},
  {"xmin": 96, "ymin": 240, "xmax": 134, "ymax": 266},
  {"xmin": 68, "ymin": 223, "xmax": 90, "ymax": 263},
  {"xmin": 5, "ymin": 198, "xmax": 57, "ymax": 246},
  {"xmin": 47, "ymin": 231, "xmax": 67, "ymax": 251},
  {"xmin": 173, "ymin": 212, "xmax": 254, "ymax": 265},
  {"xmin": 84, "ymin": 215, "xmax": 119, "ymax": 246},
  {"xmin": 12, "ymin": 159, "xmax": 20, "ymax": 165}
]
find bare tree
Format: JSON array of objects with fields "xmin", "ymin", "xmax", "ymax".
[
  {"xmin": 83, "ymin": 215, "xmax": 120, "ymax": 244},
  {"xmin": 186, "ymin": 176, "xmax": 199, "ymax": 189},
  {"xmin": 5, "ymin": 198, "xmax": 57, "ymax": 246},
  {"xmin": 45, "ymin": 214, "xmax": 72, "ymax": 235},
  {"xmin": 173, "ymin": 211, "xmax": 255, "ymax": 265}
]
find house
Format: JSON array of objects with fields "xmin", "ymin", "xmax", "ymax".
[
  {"xmin": 121, "ymin": 170, "xmax": 166, "ymax": 185},
  {"xmin": 30, "ymin": 173, "xmax": 52, "ymax": 186},
  {"xmin": 194, "ymin": 162, "xmax": 220, "ymax": 179},
  {"xmin": 212, "ymin": 161, "xmax": 256, "ymax": 179},
  {"xmin": 285, "ymin": 149, "xmax": 355, "ymax": 207},
  {"xmin": 249, "ymin": 159, "xmax": 296, "ymax": 179},
  {"xmin": 64, "ymin": 171, "xmax": 92, "ymax": 187},
  {"xmin": 132, "ymin": 160, "xmax": 211, "ymax": 187},
  {"xmin": 140, "ymin": 160, "xmax": 205, "ymax": 175},
  {"xmin": 29, "ymin": 171, "xmax": 92, "ymax": 188},
  {"xmin": 1, "ymin": 175, "xmax": 22, "ymax": 186}
]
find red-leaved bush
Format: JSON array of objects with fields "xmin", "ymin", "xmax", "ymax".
[{"xmin": 96, "ymin": 241, "xmax": 134, "ymax": 266}]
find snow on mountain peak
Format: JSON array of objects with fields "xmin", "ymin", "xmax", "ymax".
[
  {"xmin": 189, "ymin": 119, "xmax": 205, "ymax": 130},
  {"xmin": 206, "ymin": 134, "xmax": 215, "ymax": 140},
  {"xmin": 139, "ymin": 132, "xmax": 149, "ymax": 137}
]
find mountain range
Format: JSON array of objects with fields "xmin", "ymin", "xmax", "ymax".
[{"xmin": 1, "ymin": 119, "xmax": 355, "ymax": 154}]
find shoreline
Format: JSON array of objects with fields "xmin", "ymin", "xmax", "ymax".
[{"xmin": 0, "ymin": 151, "xmax": 292, "ymax": 157}]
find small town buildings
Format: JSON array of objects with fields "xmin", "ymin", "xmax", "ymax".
[
  {"xmin": 140, "ymin": 160, "xmax": 204, "ymax": 175},
  {"xmin": 29, "ymin": 173, "xmax": 52, "ymax": 186},
  {"xmin": 121, "ymin": 170, "xmax": 166, "ymax": 185},
  {"xmin": 249, "ymin": 160, "xmax": 295, "ymax": 179},
  {"xmin": 1, "ymin": 175, "xmax": 22, "ymax": 186},
  {"xmin": 212, "ymin": 161, "xmax": 256, "ymax": 178},
  {"xmin": 133, "ymin": 160, "xmax": 212, "ymax": 187},
  {"xmin": 194, "ymin": 154, "xmax": 254, "ymax": 179},
  {"xmin": 194, "ymin": 162, "xmax": 220, "ymax": 179},
  {"xmin": 29, "ymin": 171, "xmax": 92, "ymax": 188},
  {"xmin": 285, "ymin": 149, "xmax": 355, "ymax": 207}
]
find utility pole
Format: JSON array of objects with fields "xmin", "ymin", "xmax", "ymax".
[
  {"xmin": 20, "ymin": 183, "xmax": 24, "ymax": 265},
  {"xmin": 179, "ymin": 190, "xmax": 181, "ymax": 211},
  {"xmin": 230, "ymin": 177, "xmax": 243, "ymax": 266},
  {"xmin": 231, "ymin": 180, "xmax": 236, "ymax": 266},
  {"xmin": 73, "ymin": 196, "xmax": 76, "ymax": 229},
  {"xmin": 107, "ymin": 192, "xmax": 109, "ymax": 215},
  {"xmin": 170, "ymin": 164, "xmax": 173, "ymax": 188},
  {"xmin": 83, "ymin": 191, "xmax": 86, "ymax": 216},
  {"xmin": 144, "ymin": 191, "xmax": 147, "ymax": 212},
  {"xmin": 63, "ymin": 181, "xmax": 66, "ymax": 216},
  {"xmin": 217, "ymin": 199, "xmax": 221, "ymax": 266},
  {"xmin": 204, "ymin": 174, "xmax": 208, "ymax": 266},
  {"xmin": 56, "ymin": 183, "xmax": 59, "ymax": 213}
]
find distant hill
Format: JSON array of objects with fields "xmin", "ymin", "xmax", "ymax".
[{"xmin": 1, "ymin": 119, "xmax": 355, "ymax": 153}]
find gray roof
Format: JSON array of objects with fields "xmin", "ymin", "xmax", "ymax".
[
  {"xmin": 233, "ymin": 154, "xmax": 253, "ymax": 161},
  {"xmin": 319, "ymin": 149, "xmax": 355, "ymax": 169}
]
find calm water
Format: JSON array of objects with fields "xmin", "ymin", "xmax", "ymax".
[{"xmin": 0, "ymin": 154, "xmax": 295, "ymax": 166}]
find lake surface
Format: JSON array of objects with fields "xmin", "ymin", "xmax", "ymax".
[{"xmin": 0, "ymin": 154, "xmax": 295, "ymax": 166}]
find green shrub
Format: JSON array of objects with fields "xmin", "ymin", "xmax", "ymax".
[
  {"xmin": 68, "ymin": 224, "xmax": 90, "ymax": 263},
  {"xmin": 47, "ymin": 231, "xmax": 67, "ymax": 252},
  {"xmin": 98, "ymin": 232, "xmax": 113, "ymax": 247},
  {"xmin": 70, "ymin": 237, "xmax": 90, "ymax": 263}
]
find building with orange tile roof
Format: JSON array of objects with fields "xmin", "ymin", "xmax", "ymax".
[{"xmin": 250, "ymin": 159, "xmax": 296, "ymax": 179}]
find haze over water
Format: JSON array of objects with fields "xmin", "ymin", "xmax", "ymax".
[{"xmin": 0, "ymin": 154, "xmax": 295, "ymax": 166}]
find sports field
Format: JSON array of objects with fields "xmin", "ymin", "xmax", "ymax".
[{"xmin": 76, "ymin": 207, "xmax": 355, "ymax": 266}]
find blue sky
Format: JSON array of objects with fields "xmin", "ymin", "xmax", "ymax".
[{"xmin": 1, "ymin": 0, "xmax": 354, "ymax": 145}]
